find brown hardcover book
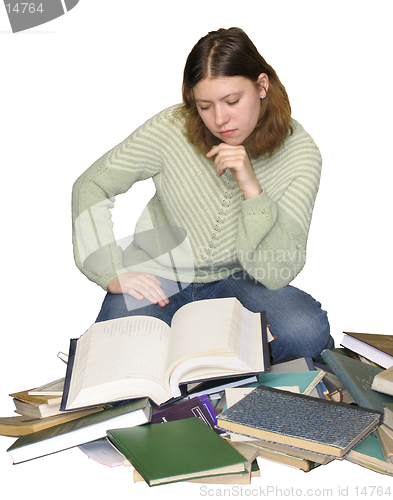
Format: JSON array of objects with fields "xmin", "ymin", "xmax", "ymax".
[
  {"xmin": 0, "ymin": 407, "xmax": 104, "ymax": 437},
  {"xmin": 10, "ymin": 389, "xmax": 62, "ymax": 406}
]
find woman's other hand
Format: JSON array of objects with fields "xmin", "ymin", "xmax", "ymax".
[{"xmin": 107, "ymin": 272, "xmax": 169, "ymax": 307}]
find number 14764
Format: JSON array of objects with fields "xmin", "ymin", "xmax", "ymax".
[{"xmin": 5, "ymin": 3, "xmax": 44, "ymax": 14}]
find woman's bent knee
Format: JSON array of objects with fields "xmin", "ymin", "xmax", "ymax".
[{"xmin": 269, "ymin": 308, "xmax": 333, "ymax": 362}]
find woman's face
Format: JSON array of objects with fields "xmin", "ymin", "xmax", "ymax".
[{"xmin": 193, "ymin": 74, "xmax": 268, "ymax": 146}]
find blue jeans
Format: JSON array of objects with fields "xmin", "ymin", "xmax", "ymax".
[{"xmin": 96, "ymin": 271, "xmax": 333, "ymax": 363}]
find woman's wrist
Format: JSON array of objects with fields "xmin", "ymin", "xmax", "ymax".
[{"xmin": 242, "ymin": 180, "xmax": 263, "ymax": 200}]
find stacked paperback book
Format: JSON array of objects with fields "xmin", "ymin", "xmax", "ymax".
[{"xmin": 2, "ymin": 298, "xmax": 393, "ymax": 486}]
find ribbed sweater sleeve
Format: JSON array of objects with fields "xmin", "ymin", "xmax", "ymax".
[
  {"xmin": 72, "ymin": 116, "xmax": 164, "ymax": 289},
  {"xmin": 236, "ymin": 123, "xmax": 322, "ymax": 289}
]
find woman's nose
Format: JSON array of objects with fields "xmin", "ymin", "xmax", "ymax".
[{"xmin": 214, "ymin": 106, "xmax": 229, "ymax": 127}]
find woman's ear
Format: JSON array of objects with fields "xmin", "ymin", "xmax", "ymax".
[{"xmin": 257, "ymin": 73, "xmax": 269, "ymax": 98}]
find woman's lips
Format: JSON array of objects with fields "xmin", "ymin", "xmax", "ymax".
[{"xmin": 219, "ymin": 129, "xmax": 237, "ymax": 137}]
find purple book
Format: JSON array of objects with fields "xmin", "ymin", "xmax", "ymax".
[{"xmin": 151, "ymin": 395, "xmax": 219, "ymax": 432}]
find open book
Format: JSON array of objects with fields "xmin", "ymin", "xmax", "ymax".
[{"xmin": 61, "ymin": 297, "xmax": 270, "ymax": 409}]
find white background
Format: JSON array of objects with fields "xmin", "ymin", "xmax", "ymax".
[{"xmin": 1, "ymin": 1, "xmax": 392, "ymax": 498}]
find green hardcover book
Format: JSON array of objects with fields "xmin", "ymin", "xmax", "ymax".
[
  {"xmin": 107, "ymin": 417, "xmax": 247, "ymax": 486},
  {"xmin": 7, "ymin": 398, "xmax": 151, "ymax": 464},
  {"xmin": 321, "ymin": 349, "xmax": 393, "ymax": 412}
]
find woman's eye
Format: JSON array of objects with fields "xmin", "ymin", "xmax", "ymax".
[{"xmin": 228, "ymin": 99, "xmax": 239, "ymax": 106}]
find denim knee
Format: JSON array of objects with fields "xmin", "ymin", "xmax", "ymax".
[{"xmin": 269, "ymin": 306, "xmax": 333, "ymax": 362}]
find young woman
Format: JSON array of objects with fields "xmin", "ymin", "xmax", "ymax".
[{"xmin": 72, "ymin": 27, "xmax": 333, "ymax": 362}]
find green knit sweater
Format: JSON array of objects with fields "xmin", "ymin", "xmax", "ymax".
[{"xmin": 72, "ymin": 104, "xmax": 322, "ymax": 291}]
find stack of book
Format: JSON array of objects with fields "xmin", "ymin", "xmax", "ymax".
[
  {"xmin": 2, "ymin": 298, "xmax": 271, "ymax": 485},
  {"xmin": 1, "ymin": 377, "xmax": 111, "ymax": 438},
  {"xmin": 2, "ymin": 299, "xmax": 393, "ymax": 486},
  {"xmin": 321, "ymin": 333, "xmax": 393, "ymax": 475}
]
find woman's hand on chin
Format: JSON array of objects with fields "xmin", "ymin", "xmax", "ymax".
[{"xmin": 206, "ymin": 143, "xmax": 262, "ymax": 200}]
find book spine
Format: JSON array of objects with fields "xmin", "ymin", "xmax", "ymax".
[
  {"xmin": 376, "ymin": 427, "xmax": 393, "ymax": 464},
  {"xmin": 321, "ymin": 377, "xmax": 343, "ymax": 402},
  {"xmin": 320, "ymin": 350, "xmax": 370, "ymax": 408},
  {"xmin": 372, "ymin": 376, "xmax": 393, "ymax": 397},
  {"xmin": 60, "ymin": 339, "xmax": 78, "ymax": 411},
  {"xmin": 260, "ymin": 312, "xmax": 270, "ymax": 372},
  {"xmin": 305, "ymin": 357, "xmax": 324, "ymax": 399}
]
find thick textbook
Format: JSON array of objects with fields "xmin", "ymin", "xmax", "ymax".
[
  {"xmin": 216, "ymin": 386, "xmax": 382, "ymax": 458},
  {"xmin": 12, "ymin": 395, "xmax": 63, "ymax": 419},
  {"xmin": 372, "ymin": 365, "xmax": 393, "ymax": 397},
  {"xmin": 377, "ymin": 424, "xmax": 393, "ymax": 463},
  {"xmin": 341, "ymin": 332, "xmax": 393, "ymax": 368},
  {"xmin": 0, "ymin": 408, "xmax": 104, "ymax": 438},
  {"xmin": 106, "ymin": 417, "xmax": 247, "ymax": 486},
  {"xmin": 383, "ymin": 403, "xmax": 393, "ymax": 430},
  {"xmin": 321, "ymin": 349, "xmax": 393, "ymax": 412},
  {"xmin": 61, "ymin": 297, "xmax": 270, "ymax": 409},
  {"xmin": 7, "ymin": 398, "xmax": 151, "ymax": 464}
]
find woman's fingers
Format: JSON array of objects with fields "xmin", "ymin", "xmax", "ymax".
[
  {"xmin": 206, "ymin": 143, "xmax": 262, "ymax": 199},
  {"xmin": 107, "ymin": 272, "xmax": 169, "ymax": 306}
]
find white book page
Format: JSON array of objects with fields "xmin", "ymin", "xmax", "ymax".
[
  {"xmin": 179, "ymin": 365, "xmax": 249, "ymax": 384},
  {"xmin": 170, "ymin": 355, "xmax": 251, "ymax": 397},
  {"xmin": 164, "ymin": 298, "xmax": 243, "ymax": 378},
  {"xmin": 68, "ymin": 316, "xmax": 170, "ymax": 401},
  {"xmin": 238, "ymin": 308, "xmax": 263, "ymax": 371}
]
